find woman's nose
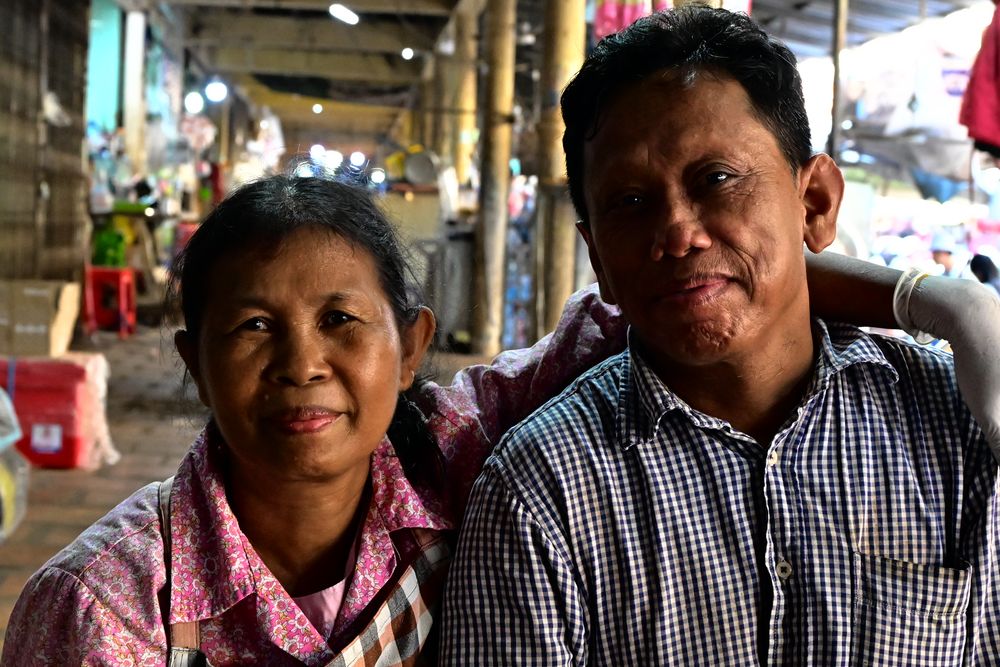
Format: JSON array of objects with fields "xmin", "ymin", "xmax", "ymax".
[{"xmin": 268, "ymin": 330, "xmax": 332, "ymax": 387}]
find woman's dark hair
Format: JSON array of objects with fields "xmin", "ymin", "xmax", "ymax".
[
  {"xmin": 168, "ymin": 174, "xmax": 445, "ymax": 492},
  {"xmin": 561, "ymin": 4, "xmax": 812, "ymax": 226}
]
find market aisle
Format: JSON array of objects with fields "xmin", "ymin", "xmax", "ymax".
[{"xmin": 0, "ymin": 325, "xmax": 203, "ymax": 647}]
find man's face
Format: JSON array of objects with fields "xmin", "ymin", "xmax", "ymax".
[
  {"xmin": 579, "ymin": 72, "xmax": 840, "ymax": 372},
  {"xmin": 932, "ymin": 250, "xmax": 953, "ymax": 272}
]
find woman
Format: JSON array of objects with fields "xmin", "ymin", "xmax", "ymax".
[{"xmin": 3, "ymin": 175, "xmax": 998, "ymax": 665}]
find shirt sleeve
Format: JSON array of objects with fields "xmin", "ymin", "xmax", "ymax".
[
  {"xmin": 419, "ymin": 284, "xmax": 626, "ymax": 508},
  {"xmin": 1, "ymin": 566, "xmax": 164, "ymax": 666},
  {"xmin": 439, "ymin": 461, "xmax": 588, "ymax": 666}
]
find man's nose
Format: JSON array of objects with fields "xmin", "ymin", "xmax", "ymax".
[
  {"xmin": 649, "ymin": 199, "xmax": 712, "ymax": 261},
  {"xmin": 268, "ymin": 329, "xmax": 332, "ymax": 387}
]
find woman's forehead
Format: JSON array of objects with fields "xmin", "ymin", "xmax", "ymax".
[{"xmin": 205, "ymin": 227, "xmax": 381, "ymax": 297}]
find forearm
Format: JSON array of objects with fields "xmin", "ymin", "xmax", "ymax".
[{"xmin": 805, "ymin": 250, "xmax": 901, "ymax": 329}]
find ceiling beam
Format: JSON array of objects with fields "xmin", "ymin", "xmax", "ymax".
[
  {"xmin": 187, "ymin": 12, "xmax": 437, "ymax": 53},
  {"xmin": 201, "ymin": 46, "xmax": 422, "ymax": 82},
  {"xmin": 160, "ymin": 0, "xmax": 455, "ymax": 15}
]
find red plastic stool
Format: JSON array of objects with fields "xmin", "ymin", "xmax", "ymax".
[{"xmin": 84, "ymin": 266, "xmax": 137, "ymax": 339}]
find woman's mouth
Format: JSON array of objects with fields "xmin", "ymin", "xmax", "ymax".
[{"xmin": 268, "ymin": 406, "xmax": 342, "ymax": 435}]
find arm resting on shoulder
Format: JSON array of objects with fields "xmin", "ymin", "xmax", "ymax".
[
  {"xmin": 805, "ymin": 250, "xmax": 900, "ymax": 328},
  {"xmin": 806, "ymin": 250, "xmax": 1000, "ymax": 450},
  {"xmin": 420, "ymin": 285, "xmax": 626, "ymax": 500}
]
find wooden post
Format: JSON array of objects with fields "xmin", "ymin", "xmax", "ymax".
[
  {"xmin": 827, "ymin": 0, "xmax": 848, "ymax": 158},
  {"xmin": 536, "ymin": 0, "xmax": 586, "ymax": 335},
  {"xmin": 472, "ymin": 0, "xmax": 516, "ymax": 356},
  {"xmin": 453, "ymin": 10, "xmax": 478, "ymax": 186}
]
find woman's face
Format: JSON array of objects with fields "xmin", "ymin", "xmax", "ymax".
[{"xmin": 176, "ymin": 226, "xmax": 433, "ymax": 483}]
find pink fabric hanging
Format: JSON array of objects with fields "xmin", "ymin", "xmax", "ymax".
[{"xmin": 594, "ymin": 1, "xmax": 751, "ymax": 41}]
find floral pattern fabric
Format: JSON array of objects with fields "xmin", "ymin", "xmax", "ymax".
[{"xmin": 1, "ymin": 286, "xmax": 626, "ymax": 666}]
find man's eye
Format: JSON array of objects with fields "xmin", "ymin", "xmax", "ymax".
[
  {"xmin": 705, "ymin": 171, "xmax": 731, "ymax": 185},
  {"xmin": 239, "ymin": 317, "xmax": 268, "ymax": 332},
  {"xmin": 610, "ymin": 194, "xmax": 644, "ymax": 211}
]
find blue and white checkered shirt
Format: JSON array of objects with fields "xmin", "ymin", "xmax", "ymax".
[{"xmin": 441, "ymin": 321, "xmax": 1000, "ymax": 665}]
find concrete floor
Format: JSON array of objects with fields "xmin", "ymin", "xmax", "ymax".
[{"xmin": 0, "ymin": 324, "xmax": 485, "ymax": 647}]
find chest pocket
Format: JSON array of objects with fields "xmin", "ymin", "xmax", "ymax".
[{"xmin": 850, "ymin": 551, "xmax": 971, "ymax": 666}]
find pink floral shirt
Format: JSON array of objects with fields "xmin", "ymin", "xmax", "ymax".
[{"xmin": 1, "ymin": 286, "xmax": 625, "ymax": 666}]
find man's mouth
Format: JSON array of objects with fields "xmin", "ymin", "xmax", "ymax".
[{"xmin": 660, "ymin": 275, "xmax": 734, "ymax": 304}]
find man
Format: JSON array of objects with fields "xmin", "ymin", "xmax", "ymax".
[
  {"xmin": 441, "ymin": 6, "xmax": 999, "ymax": 665},
  {"xmin": 931, "ymin": 230, "xmax": 973, "ymax": 278}
]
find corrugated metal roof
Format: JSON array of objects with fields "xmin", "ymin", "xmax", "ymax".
[{"xmin": 751, "ymin": 0, "xmax": 988, "ymax": 58}]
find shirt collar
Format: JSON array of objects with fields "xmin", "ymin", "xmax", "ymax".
[
  {"xmin": 166, "ymin": 428, "xmax": 453, "ymax": 631},
  {"xmin": 809, "ymin": 319, "xmax": 899, "ymax": 392},
  {"xmin": 167, "ymin": 429, "xmax": 257, "ymax": 623},
  {"xmin": 616, "ymin": 320, "xmax": 900, "ymax": 448}
]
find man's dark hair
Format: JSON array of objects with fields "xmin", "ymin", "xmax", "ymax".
[{"xmin": 561, "ymin": 4, "xmax": 812, "ymax": 226}]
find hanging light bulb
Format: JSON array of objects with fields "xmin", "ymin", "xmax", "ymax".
[
  {"xmin": 204, "ymin": 80, "xmax": 228, "ymax": 103},
  {"xmin": 184, "ymin": 91, "xmax": 205, "ymax": 114}
]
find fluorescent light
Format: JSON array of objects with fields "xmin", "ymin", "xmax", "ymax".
[
  {"xmin": 370, "ymin": 168, "xmax": 386, "ymax": 184},
  {"xmin": 401, "ymin": 47, "xmax": 414, "ymax": 60},
  {"xmin": 312, "ymin": 103, "xmax": 323, "ymax": 114},
  {"xmin": 328, "ymin": 3, "xmax": 359, "ymax": 25},
  {"xmin": 204, "ymin": 80, "xmax": 228, "ymax": 103},
  {"xmin": 349, "ymin": 151, "xmax": 366, "ymax": 167},
  {"xmin": 310, "ymin": 144, "xmax": 326, "ymax": 161}
]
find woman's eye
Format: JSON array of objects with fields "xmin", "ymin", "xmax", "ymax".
[
  {"xmin": 323, "ymin": 311, "xmax": 355, "ymax": 327},
  {"xmin": 239, "ymin": 317, "xmax": 269, "ymax": 332}
]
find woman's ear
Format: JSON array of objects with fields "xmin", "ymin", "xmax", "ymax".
[
  {"xmin": 798, "ymin": 153, "xmax": 844, "ymax": 253},
  {"xmin": 175, "ymin": 329, "xmax": 210, "ymax": 407},
  {"xmin": 399, "ymin": 307, "xmax": 436, "ymax": 391}
]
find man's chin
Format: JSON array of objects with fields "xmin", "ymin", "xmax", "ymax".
[{"xmin": 635, "ymin": 321, "xmax": 741, "ymax": 369}]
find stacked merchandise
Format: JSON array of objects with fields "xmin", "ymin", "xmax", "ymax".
[{"xmin": 0, "ymin": 354, "xmax": 118, "ymax": 470}]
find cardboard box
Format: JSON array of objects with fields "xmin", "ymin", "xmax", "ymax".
[{"xmin": 0, "ymin": 280, "xmax": 80, "ymax": 357}]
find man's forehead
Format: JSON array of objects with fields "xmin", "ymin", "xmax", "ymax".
[{"xmin": 583, "ymin": 72, "xmax": 761, "ymax": 160}]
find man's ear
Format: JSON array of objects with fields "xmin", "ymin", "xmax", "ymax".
[
  {"xmin": 798, "ymin": 153, "xmax": 843, "ymax": 253},
  {"xmin": 175, "ymin": 330, "xmax": 210, "ymax": 408},
  {"xmin": 576, "ymin": 222, "xmax": 617, "ymax": 305},
  {"xmin": 399, "ymin": 307, "xmax": 436, "ymax": 391}
]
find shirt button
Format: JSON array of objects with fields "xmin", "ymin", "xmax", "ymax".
[
  {"xmin": 767, "ymin": 449, "xmax": 781, "ymax": 467},
  {"xmin": 776, "ymin": 559, "xmax": 793, "ymax": 580}
]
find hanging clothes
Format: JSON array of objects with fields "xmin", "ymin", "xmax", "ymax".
[
  {"xmin": 594, "ymin": 0, "xmax": 671, "ymax": 41},
  {"xmin": 593, "ymin": 1, "xmax": 752, "ymax": 41},
  {"xmin": 960, "ymin": 0, "xmax": 1000, "ymax": 155}
]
